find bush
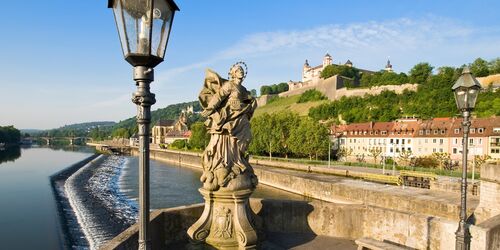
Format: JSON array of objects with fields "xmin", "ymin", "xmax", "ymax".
[
  {"xmin": 409, "ymin": 156, "xmax": 438, "ymax": 169},
  {"xmin": 169, "ymin": 139, "xmax": 188, "ymax": 149},
  {"xmin": 298, "ymin": 89, "xmax": 327, "ymax": 103}
]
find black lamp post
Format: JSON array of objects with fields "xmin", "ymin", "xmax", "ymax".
[
  {"xmin": 452, "ymin": 67, "xmax": 482, "ymax": 250},
  {"xmin": 107, "ymin": 0, "xmax": 179, "ymax": 249}
]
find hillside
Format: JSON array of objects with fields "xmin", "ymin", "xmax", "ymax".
[
  {"xmin": 59, "ymin": 121, "xmax": 116, "ymax": 130},
  {"xmin": 254, "ymin": 70, "xmax": 500, "ymax": 124},
  {"xmin": 254, "ymin": 95, "xmax": 328, "ymax": 117},
  {"xmin": 112, "ymin": 100, "xmax": 202, "ymax": 133}
]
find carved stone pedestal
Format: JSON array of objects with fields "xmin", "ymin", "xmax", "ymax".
[{"xmin": 187, "ymin": 188, "xmax": 257, "ymax": 249}]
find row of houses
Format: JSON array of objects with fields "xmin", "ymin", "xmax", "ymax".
[{"xmin": 331, "ymin": 116, "xmax": 500, "ymax": 161}]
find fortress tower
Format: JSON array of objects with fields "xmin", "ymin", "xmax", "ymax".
[
  {"xmin": 323, "ymin": 53, "xmax": 332, "ymax": 68},
  {"xmin": 385, "ymin": 59, "xmax": 393, "ymax": 72}
]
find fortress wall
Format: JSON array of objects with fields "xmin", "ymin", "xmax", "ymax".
[
  {"xmin": 256, "ymin": 94, "xmax": 277, "ymax": 107},
  {"xmin": 336, "ymin": 83, "xmax": 418, "ymax": 99},
  {"xmin": 477, "ymin": 73, "xmax": 500, "ymax": 87},
  {"xmin": 275, "ymin": 75, "xmax": 418, "ymax": 102},
  {"xmin": 278, "ymin": 84, "xmax": 317, "ymax": 98}
]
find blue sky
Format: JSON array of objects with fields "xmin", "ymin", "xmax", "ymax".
[{"xmin": 1, "ymin": 1, "xmax": 500, "ymax": 129}]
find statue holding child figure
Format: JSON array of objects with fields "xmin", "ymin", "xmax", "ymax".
[
  {"xmin": 198, "ymin": 61, "xmax": 258, "ymax": 191},
  {"xmin": 188, "ymin": 62, "xmax": 259, "ymax": 249}
]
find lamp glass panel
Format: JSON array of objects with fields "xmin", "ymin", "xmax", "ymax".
[
  {"xmin": 454, "ymin": 88, "xmax": 467, "ymax": 110},
  {"xmin": 112, "ymin": 0, "xmax": 128, "ymax": 56},
  {"xmin": 467, "ymin": 88, "xmax": 479, "ymax": 109},
  {"xmin": 151, "ymin": 0, "xmax": 174, "ymax": 59},
  {"xmin": 114, "ymin": 0, "xmax": 153, "ymax": 56}
]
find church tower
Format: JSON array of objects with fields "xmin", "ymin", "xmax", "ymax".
[{"xmin": 323, "ymin": 53, "xmax": 332, "ymax": 68}]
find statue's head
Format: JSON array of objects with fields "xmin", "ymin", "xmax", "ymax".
[{"xmin": 228, "ymin": 61, "xmax": 247, "ymax": 83}]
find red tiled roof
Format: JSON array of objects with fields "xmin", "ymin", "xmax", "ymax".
[{"xmin": 331, "ymin": 116, "xmax": 500, "ymax": 138}]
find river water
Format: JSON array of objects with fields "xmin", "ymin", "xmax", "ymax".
[
  {"xmin": 0, "ymin": 146, "xmax": 306, "ymax": 250},
  {"xmin": 119, "ymin": 156, "xmax": 307, "ymax": 209},
  {"xmin": 0, "ymin": 146, "xmax": 94, "ymax": 250}
]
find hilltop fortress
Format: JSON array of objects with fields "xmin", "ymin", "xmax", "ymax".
[{"xmin": 257, "ymin": 53, "xmax": 418, "ymax": 106}]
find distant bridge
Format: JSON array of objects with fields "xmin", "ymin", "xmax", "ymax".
[{"xmin": 39, "ymin": 137, "xmax": 91, "ymax": 145}]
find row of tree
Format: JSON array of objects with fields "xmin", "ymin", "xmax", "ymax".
[
  {"xmin": 469, "ymin": 57, "xmax": 500, "ymax": 77},
  {"xmin": 249, "ymin": 112, "xmax": 330, "ymax": 160},
  {"xmin": 0, "ymin": 126, "xmax": 21, "ymax": 144},
  {"xmin": 320, "ymin": 64, "xmax": 360, "ymax": 80},
  {"xmin": 360, "ymin": 71, "xmax": 409, "ymax": 87},
  {"xmin": 338, "ymin": 147, "xmax": 491, "ymax": 172},
  {"xmin": 318, "ymin": 58, "xmax": 500, "ymax": 88},
  {"xmin": 260, "ymin": 82, "xmax": 289, "ymax": 95}
]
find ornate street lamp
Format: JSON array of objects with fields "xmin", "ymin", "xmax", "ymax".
[
  {"xmin": 107, "ymin": 0, "xmax": 179, "ymax": 249},
  {"xmin": 452, "ymin": 67, "xmax": 482, "ymax": 250}
]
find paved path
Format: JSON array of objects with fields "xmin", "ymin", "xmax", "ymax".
[{"xmin": 253, "ymin": 163, "xmax": 480, "ymax": 210}]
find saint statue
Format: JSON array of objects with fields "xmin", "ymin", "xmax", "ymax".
[
  {"xmin": 188, "ymin": 62, "xmax": 259, "ymax": 248},
  {"xmin": 198, "ymin": 62, "xmax": 258, "ymax": 191}
]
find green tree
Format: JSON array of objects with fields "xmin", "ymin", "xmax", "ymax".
[
  {"xmin": 368, "ymin": 147, "xmax": 383, "ymax": 164},
  {"xmin": 276, "ymin": 82, "xmax": 289, "ymax": 93},
  {"xmin": 470, "ymin": 58, "xmax": 490, "ymax": 77},
  {"xmin": 489, "ymin": 58, "xmax": 500, "ymax": 74},
  {"xmin": 472, "ymin": 154, "xmax": 492, "ymax": 173},
  {"xmin": 249, "ymin": 113, "xmax": 280, "ymax": 158},
  {"xmin": 289, "ymin": 118, "xmax": 329, "ymax": 160},
  {"xmin": 409, "ymin": 62, "xmax": 433, "ymax": 84},
  {"xmin": 475, "ymin": 89, "xmax": 500, "ymax": 117},
  {"xmin": 259, "ymin": 83, "xmax": 289, "ymax": 96},
  {"xmin": 170, "ymin": 139, "xmax": 188, "ymax": 149},
  {"xmin": 431, "ymin": 152, "xmax": 450, "ymax": 170},
  {"xmin": 336, "ymin": 147, "xmax": 353, "ymax": 162},
  {"xmin": 398, "ymin": 150, "xmax": 413, "ymax": 166},
  {"xmin": 275, "ymin": 112, "xmax": 300, "ymax": 158},
  {"xmin": 189, "ymin": 122, "xmax": 210, "ymax": 149},
  {"xmin": 112, "ymin": 128, "xmax": 130, "ymax": 138},
  {"xmin": 0, "ymin": 126, "xmax": 21, "ymax": 144},
  {"xmin": 298, "ymin": 89, "xmax": 327, "ymax": 103},
  {"xmin": 321, "ymin": 65, "xmax": 360, "ymax": 79}
]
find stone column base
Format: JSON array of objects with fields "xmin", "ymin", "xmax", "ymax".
[{"xmin": 187, "ymin": 188, "xmax": 257, "ymax": 249}]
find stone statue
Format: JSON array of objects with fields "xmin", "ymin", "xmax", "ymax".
[
  {"xmin": 198, "ymin": 62, "xmax": 258, "ymax": 191},
  {"xmin": 188, "ymin": 62, "xmax": 259, "ymax": 249}
]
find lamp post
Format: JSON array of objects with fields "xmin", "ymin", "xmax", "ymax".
[
  {"xmin": 107, "ymin": 1, "xmax": 179, "ymax": 249},
  {"xmin": 452, "ymin": 67, "xmax": 482, "ymax": 250}
]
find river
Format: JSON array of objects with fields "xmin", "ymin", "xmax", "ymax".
[
  {"xmin": 0, "ymin": 146, "xmax": 306, "ymax": 250},
  {"xmin": 0, "ymin": 145, "xmax": 94, "ymax": 250}
]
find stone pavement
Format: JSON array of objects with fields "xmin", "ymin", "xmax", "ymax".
[{"xmin": 262, "ymin": 232, "xmax": 357, "ymax": 250}]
